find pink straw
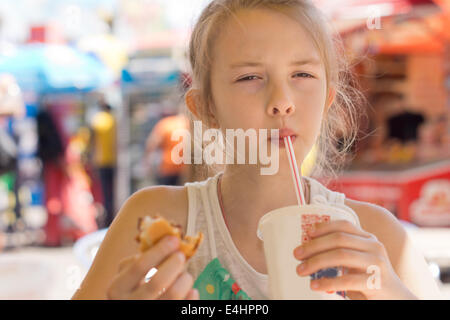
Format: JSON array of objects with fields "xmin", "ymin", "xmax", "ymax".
[{"xmin": 284, "ymin": 136, "xmax": 306, "ymax": 206}]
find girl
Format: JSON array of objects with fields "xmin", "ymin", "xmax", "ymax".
[{"xmin": 73, "ymin": 0, "xmax": 442, "ymax": 300}]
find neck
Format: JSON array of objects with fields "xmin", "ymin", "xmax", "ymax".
[{"xmin": 219, "ymin": 164, "xmax": 310, "ymax": 241}]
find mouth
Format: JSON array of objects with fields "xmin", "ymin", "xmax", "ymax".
[
  {"xmin": 268, "ymin": 128, "xmax": 297, "ymax": 148},
  {"xmin": 270, "ymin": 135, "xmax": 297, "ymax": 147}
]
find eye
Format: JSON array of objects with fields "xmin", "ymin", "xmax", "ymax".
[
  {"xmin": 237, "ymin": 75, "xmax": 260, "ymax": 82},
  {"xmin": 293, "ymin": 72, "xmax": 314, "ymax": 78}
]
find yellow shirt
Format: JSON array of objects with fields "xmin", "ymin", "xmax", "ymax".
[{"xmin": 91, "ymin": 111, "xmax": 116, "ymax": 167}]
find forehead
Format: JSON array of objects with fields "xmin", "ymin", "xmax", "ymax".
[{"xmin": 212, "ymin": 8, "xmax": 321, "ymax": 67}]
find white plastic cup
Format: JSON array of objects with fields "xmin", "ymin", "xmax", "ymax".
[{"xmin": 257, "ymin": 203, "xmax": 360, "ymax": 300}]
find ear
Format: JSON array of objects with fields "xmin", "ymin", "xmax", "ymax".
[
  {"xmin": 185, "ymin": 88, "xmax": 220, "ymax": 129},
  {"xmin": 185, "ymin": 88, "xmax": 201, "ymax": 119},
  {"xmin": 325, "ymin": 87, "xmax": 336, "ymax": 114}
]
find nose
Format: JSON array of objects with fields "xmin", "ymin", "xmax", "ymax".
[
  {"xmin": 266, "ymin": 86, "xmax": 296, "ymax": 117},
  {"xmin": 267, "ymin": 104, "xmax": 295, "ymax": 116}
]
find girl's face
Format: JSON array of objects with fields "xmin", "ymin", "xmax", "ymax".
[{"xmin": 209, "ymin": 8, "xmax": 333, "ymax": 160}]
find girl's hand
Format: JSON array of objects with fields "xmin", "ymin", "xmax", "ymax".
[
  {"xmin": 292, "ymin": 220, "xmax": 418, "ymax": 300},
  {"xmin": 107, "ymin": 235, "xmax": 199, "ymax": 300}
]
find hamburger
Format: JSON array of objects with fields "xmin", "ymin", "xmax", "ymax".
[{"xmin": 136, "ymin": 215, "xmax": 203, "ymax": 260}]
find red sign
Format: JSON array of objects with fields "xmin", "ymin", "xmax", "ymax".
[{"xmin": 326, "ymin": 161, "xmax": 450, "ymax": 227}]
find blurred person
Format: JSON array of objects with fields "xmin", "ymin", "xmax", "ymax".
[
  {"xmin": 36, "ymin": 102, "xmax": 67, "ymax": 246},
  {"xmin": 145, "ymin": 110, "xmax": 189, "ymax": 186},
  {"xmin": 61, "ymin": 128, "xmax": 98, "ymax": 240},
  {"xmin": 90, "ymin": 96, "xmax": 117, "ymax": 228}
]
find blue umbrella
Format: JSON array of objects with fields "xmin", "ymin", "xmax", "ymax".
[{"xmin": 0, "ymin": 44, "xmax": 114, "ymax": 94}]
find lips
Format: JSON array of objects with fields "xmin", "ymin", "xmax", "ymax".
[
  {"xmin": 269, "ymin": 127, "xmax": 297, "ymax": 147},
  {"xmin": 278, "ymin": 128, "xmax": 297, "ymax": 139},
  {"xmin": 269, "ymin": 128, "xmax": 297, "ymax": 140}
]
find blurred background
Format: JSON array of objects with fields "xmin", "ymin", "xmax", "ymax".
[{"xmin": 0, "ymin": 0, "xmax": 449, "ymax": 300}]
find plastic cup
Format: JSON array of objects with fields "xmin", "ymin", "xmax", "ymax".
[{"xmin": 257, "ymin": 203, "xmax": 360, "ymax": 300}]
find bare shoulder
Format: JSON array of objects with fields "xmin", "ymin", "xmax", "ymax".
[
  {"xmin": 72, "ymin": 185, "xmax": 189, "ymax": 299},
  {"xmin": 344, "ymin": 198, "xmax": 407, "ymax": 265},
  {"xmin": 345, "ymin": 198, "xmax": 443, "ymax": 299},
  {"xmin": 344, "ymin": 198, "xmax": 405, "ymax": 241}
]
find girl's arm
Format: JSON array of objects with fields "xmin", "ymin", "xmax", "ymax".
[
  {"xmin": 72, "ymin": 186, "xmax": 188, "ymax": 299},
  {"xmin": 368, "ymin": 206, "xmax": 443, "ymax": 299},
  {"xmin": 347, "ymin": 200, "xmax": 442, "ymax": 299}
]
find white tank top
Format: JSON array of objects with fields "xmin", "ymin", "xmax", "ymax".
[{"xmin": 184, "ymin": 171, "xmax": 358, "ymax": 300}]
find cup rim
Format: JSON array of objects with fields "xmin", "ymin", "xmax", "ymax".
[{"xmin": 256, "ymin": 203, "xmax": 357, "ymax": 241}]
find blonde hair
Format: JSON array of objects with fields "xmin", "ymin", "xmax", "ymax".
[{"xmin": 185, "ymin": 0, "xmax": 365, "ymax": 180}]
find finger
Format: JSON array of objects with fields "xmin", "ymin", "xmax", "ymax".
[
  {"xmin": 131, "ymin": 251, "xmax": 186, "ymax": 300},
  {"xmin": 294, "ymin": 232, "xmax": 375, "ymax": 261},
  {"xmin": 185, "ymin": 288, "xmax": 200, "ymax": 300},
  {"xmin": 310, "ymin": 273, "xmax": 376, "ymax": 293},
  {"xmin": 158, "ymin": 272, "xmax": 194, "ymax": 300},
  {"xmin": 297, "ymin": 249, "xmax": 378, "ymax": 276},
  {"xmin": 310, "ymin": 220, "xmax": 372, "ymax": 239},
  {"xmin": 109, "ymin": 236, "xmax": 180, "ymax": 297}
]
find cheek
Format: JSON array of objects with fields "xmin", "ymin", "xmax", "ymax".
[
  {"xmin": 213, "ymin": 87, "xmax": 262, "ymax": 129},
  {"xmin": 218, "ymin": 102, "xmax": 264, "ymax": 130},
  {"xmin": 293, "ymin": 83, "xmax": 327, "ymax": 137},
  {"xmin": 294, "ymin": 78, "xmax": 327, "ymax": 108},
  {"xmin": 297, "ymin": 82, "xmax": 326, "ymax": 105}
]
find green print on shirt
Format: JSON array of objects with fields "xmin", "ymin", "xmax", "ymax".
[{"xmin": 193, "ymin": 258, "xmax": 251, "ymax": 300}]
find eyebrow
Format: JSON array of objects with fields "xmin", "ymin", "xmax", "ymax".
[{"xmin": 229, "ymin": 58, "xmax": 321, "ymax": 69}]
